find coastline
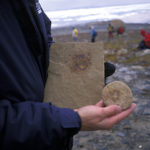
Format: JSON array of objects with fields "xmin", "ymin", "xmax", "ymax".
[
  {"xmin": 51, "ymin": 21, "xmax": 150, "ymax": 44},
  {"xmin": 51, "ymin": 21, "xmax": 150, "ymax": 37}
]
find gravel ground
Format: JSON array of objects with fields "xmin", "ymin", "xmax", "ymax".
[
  {"xmin": 52, "ymin": 23, "xmax": 150, "ymax": 150},
  {"xmin": 73, "ymin": 63, "xmax": 150, "ymax": 150}
]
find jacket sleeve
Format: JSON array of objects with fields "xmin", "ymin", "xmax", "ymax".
[{"xmin": 0, "ymin": 100, "xmax": 81, "ymax": 149}]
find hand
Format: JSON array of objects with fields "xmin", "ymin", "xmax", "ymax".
[{"xmin": 75, "ymin": 101, "xmax": 136, "ymax": 131}]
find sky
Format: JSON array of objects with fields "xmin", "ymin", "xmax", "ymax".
[{"xmin": 39, "ymin": 0, "xmax": 150, "ymax": 11}]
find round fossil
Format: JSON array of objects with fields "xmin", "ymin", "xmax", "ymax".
[{"xmin": 102, "ymin": 81, "xmax": 133, "ymax": 110}]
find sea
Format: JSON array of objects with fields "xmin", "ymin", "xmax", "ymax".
[{"xmin": 39, "ymin": 0, "xmax": 150, "ymax": 28}]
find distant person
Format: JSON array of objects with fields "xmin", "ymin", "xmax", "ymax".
[
  {"xmin": 72, "ymin": 27, "xmax": 78, "ymax": 42},
  {"xmin": 140, "ymin": 29, "xmax": 146, "ymax": 37},
  {"xmin": 117, "ymin": 27, "xmax": 124, "ymax": 35},
  {"xmin": 108, "ymin": 23, "xmax": 114, "ymax": 39},
  {"xmin": 138, "ymin": 29, "xmax": 150, "ymax": 50},
  {"xmin": 89, "ymin": 26, "xmax": 97, "ymax": 42}
]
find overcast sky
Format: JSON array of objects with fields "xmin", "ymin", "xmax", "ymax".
[{"xmin": 39, "ymin": 0, "xmax": 150, "ymax": 11}]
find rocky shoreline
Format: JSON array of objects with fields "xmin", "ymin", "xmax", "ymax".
[
  {"xmin": 52, "ymin": 22, "xmax": 150, "ymax": 150},
  {"xmin": 73, "ymin": 62, "xmax": 150, "ymax": 150}
]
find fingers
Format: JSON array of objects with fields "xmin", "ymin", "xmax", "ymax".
[
  {"xmin": 101, "ymin": 105, "xmax": 122, "ymax": 118},
  {"xmin": 96, "ymin": 100, "xmax": 104, "ymax": 107},
  {"xmin": 105, "ymin": 103, "xmax": 136, "ymax": 126},
  {"xmin": 112, "ymin": 103, "xmax": 136, "ymax": 122},
  {"xmin": 74, "ymin": 109, "xmax": 78, "ymax": 112}
]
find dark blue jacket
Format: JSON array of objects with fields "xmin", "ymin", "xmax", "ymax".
[{"xmin": 0, "ymin": 0, "xmax": 81, "ymax": 150}]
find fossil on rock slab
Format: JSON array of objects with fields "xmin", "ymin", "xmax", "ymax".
[{"xmin": 44, "ymin": 42, "xmax": 104, "ymax": 109}]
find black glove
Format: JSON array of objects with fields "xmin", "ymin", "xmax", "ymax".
[{"xmin": 104, "ymin": 62, "xmax": 116, "ymax": 78}]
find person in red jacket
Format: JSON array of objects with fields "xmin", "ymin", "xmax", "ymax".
[
  {"xmin": 138, "ymin": 29, "xmax": 150, "ymax": 50},
  {"xmin": 117, "ymin": 27, "xmax": 124, "ymax": 35},
  {"xmin": 145, "ymin": 33, "xmax": 150, "ymax": 48},
  {"xmin": 140, "ymin": 29, "xmax": 146, "ymax": 37}
]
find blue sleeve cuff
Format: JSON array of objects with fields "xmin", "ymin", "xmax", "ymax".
[{"xmin": 58, "ymin": 107, "xmax": 81, "ymax": 136}]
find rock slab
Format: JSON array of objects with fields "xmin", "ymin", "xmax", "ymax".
[{"xmin": 44, "ymin": 42, "xmax": 104, "ymax": 109}]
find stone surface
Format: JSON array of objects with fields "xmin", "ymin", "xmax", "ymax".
[
  {"xmin": 102, "ymin": 81, "xmax": 133, "ymax": 110},
  {"xmin": 44, "ymin": 42, "xmax": 104, "ymax": 109}
]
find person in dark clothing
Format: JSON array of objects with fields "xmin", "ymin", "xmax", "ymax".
[
  {"xmin": 89, "ymin": 25, "xmax": 97, "ymax": 42},
  {"xmin": 0, "ymin": 1, "xmax": 136, "ymax": 150}
]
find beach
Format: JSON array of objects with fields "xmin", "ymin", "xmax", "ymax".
[{"xmin": 51, "ymin": 21, "xmax": 150, "ymax": 150}]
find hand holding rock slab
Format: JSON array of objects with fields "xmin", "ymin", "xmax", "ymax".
[{"xmin": 102, "ymin": 81, "xmax": 133, "ymax": 110}]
